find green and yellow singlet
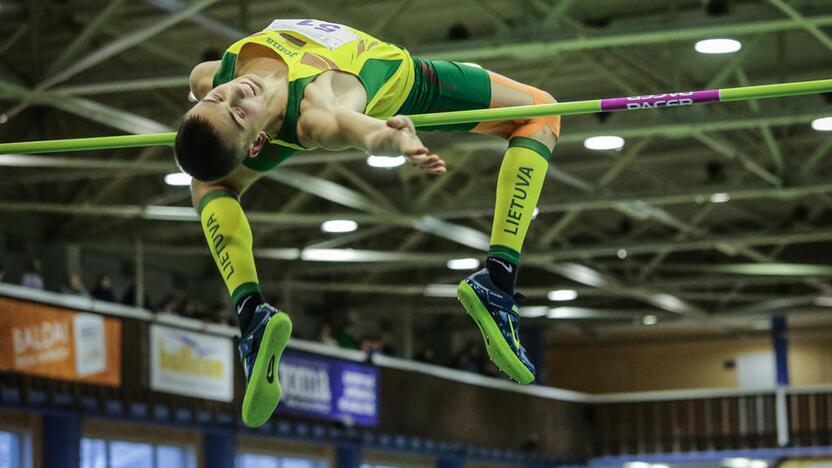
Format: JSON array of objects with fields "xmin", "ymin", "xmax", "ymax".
[{"xmin": 212, "ymin": 19, "xmax": 415, "ymax": 172}]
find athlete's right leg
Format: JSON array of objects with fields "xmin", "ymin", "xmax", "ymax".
[{"xmin": 195, "ymin": 184, "xmax": 292, "ymax": 427}]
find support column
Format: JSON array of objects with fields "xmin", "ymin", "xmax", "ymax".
[
  {"xmin": 772, "ymin": 315, "xmax": 790, "ymax": 447},
  {"xmin": 336, "ymin": 443, "xmax": 362, "ymax": 468},
  {"xmin": 134, "ymin": 238, "xmax": 145, "ymax": 308},
  {"xmin": 203, "ymin": 429, "xmax": 236, "ymax": 468},
  {"xmin": 42, "ymin": 413, "xmax": 81, "ymax": 468}
]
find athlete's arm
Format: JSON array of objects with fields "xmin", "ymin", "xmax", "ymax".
[
  {"xmin": 189, "ymin": 61, "xmax": 221, "ymax": 100},
  {"xmin": 296, "ymin": 73, "xmax": 446, "ymax": 174}
]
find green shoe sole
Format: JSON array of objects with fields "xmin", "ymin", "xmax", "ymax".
[
  {"xmin": 241, "ymin": 312, "xmax": 292, "ymax": 428},
  {"xmin": 457, "ymin": 281, "xmax": 534, "ymax": 385}
]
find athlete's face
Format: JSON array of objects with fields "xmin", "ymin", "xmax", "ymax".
[{"xmin": 190, "ymin": 74, "xmax": 271, "ymax": 155}]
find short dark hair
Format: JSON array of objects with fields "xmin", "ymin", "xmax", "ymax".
[{"xmin": 174, "ymin": 114, "xmax": 244, "ymax": 182}]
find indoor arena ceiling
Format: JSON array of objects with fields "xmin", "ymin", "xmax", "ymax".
[{"xmin": 1, "ymin": 0, "xmax": 831, "ymax": 339}]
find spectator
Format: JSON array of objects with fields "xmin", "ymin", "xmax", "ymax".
[
  {"xmin": 452, "ymin": 342, "xmax": 482, "ymax": 374},
  {"xmin": 317, "ymin": 323, "xmax": 339, "ymax": 347},
  {"xmin": 177, "ymin": 298, "xmax": 204, "ymax": 320},
  {"xmin": 21, "ymin": 258, "xmax": 44, "ymax": 290},
  {"xmin": 334, "ymin": 320, "xmax": 359, "ymax": 349},
  {"xmin": 91, "ymin": 275, "xmax": 115, "ymax": 302},
  {"xmin": 415, "ymin": 347, "xmax": 436, "ymax": 364},
  {"xmin": 61, "ymin": 273, "xmax": 89, "ymax": 297},
  {"xmin": 158, "ymin": 293, "xmax": 181, "ymax": 314},
  {"xmin": 121, "ymin": 283, "xmax": 152, "ymax": 309}
]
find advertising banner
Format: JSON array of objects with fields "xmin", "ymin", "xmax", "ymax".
[
  {"xmin": 149, "ymin": 324, "xmax": 234, "ymax": 402},
  {"xmin": 278, "ymin": 349, "xmax": 379, "ymax": 426},
  {"xmin": 0, "ymin": 297, "xmax": 121, "ymax": 385}
]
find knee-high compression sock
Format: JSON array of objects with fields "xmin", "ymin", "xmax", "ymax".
[
  {"xmin": 199, "ymin": 190, "xmax": 265, "ymax": 334},
  {"xmin": 487, "ymin": 137, "xmax": 551, "ymax": 293}
]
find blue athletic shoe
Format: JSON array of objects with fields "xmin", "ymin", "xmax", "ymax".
[
  {"xmin": 457, "ymin": 268, "xmax": 535, "ymax": 384},
  {"xmin": 237, "ymin": 304, "xmax": 292, "ymax": 428}
]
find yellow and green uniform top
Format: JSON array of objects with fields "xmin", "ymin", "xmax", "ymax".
[{"xmin": 213, "ymin": 19, "xmax": 415, "ymax": 172}]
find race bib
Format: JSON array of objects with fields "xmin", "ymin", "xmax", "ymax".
[{"xmin": 263, "ymin": 19, "xmax": 359, "ymax": 50}]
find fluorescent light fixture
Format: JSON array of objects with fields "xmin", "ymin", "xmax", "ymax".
[
  {"xmin": 367, "ymin": 154, "xmax": 406, "ymax": 168},
  {"xmin": 321, "ymin": 219, "xmax": 358, "ymax": 233},
  {"xmin": 710, "ymin": 192, "xmax": 731, "ymax": 203},
  {"xmin": 424, "ymin": 284, "xmax": 458, "ymax": 298},
  {"xmin": 164, "ymin": 172, "xmax": 191, "ymax": 186},
  {"xmin": 642, "ymin": 314, "xmax": 658, "ymax": 326},
  {"xmin": 519, "ymin": 306, "xmax": 548, "ymax": 318},
  {"xmin": 447, "ymin": 258, "xmax": 480, "ymax": 270},
  {"xmin": 461, "ymin": 62, "xmax": 483, "ymax": 68},
  {"xmin": 624, "ymin": 463, "xmax": 651, "ymax": 468},
  {"xmin": 547, "ymin": 289, "xmax": 578, "ymax": 301},
  {"xmin": 723, "ymin": 458, "xmax": 751, "ymax": 468},
  {"xmin": 617, "ymin": 248, "xmax": 628, "ymax": 259},
  {"xmin": 532, "ymin": 207, "xmax": 540, "ymax": 219},
  {"xmin": 695, "ymin": 38, "xmax": 742, "ymax": 54},
  {"xmin": 811, "ymin": 116, "xmax": 832, "ymax": 131},
  {"xmin": 301, "ymin": 249, "xmax": 357, "ymax": 262},
  {"xmin": 584, "ymin": 135, "xmax": 625, "ymax": 151}
]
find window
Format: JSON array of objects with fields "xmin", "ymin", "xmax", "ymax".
[
  {"xmin": 0, "ymin": 429, "xmax": 26, "ymax": 468},
  {"xmin": 237, "ymin": 454, "xmax": 329, "ymax": 468},
  {"xmin": 81, "ymin": 439, "xmax": 194, "ymax": 468}
]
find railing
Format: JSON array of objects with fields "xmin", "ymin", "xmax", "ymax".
[
  {"xmin": 0, "ymin": 283, "xmax": 587, "ymax": 461},
  {"xmin": 3, "ymin": 282, "xmax": 832, "ymax": 461}
]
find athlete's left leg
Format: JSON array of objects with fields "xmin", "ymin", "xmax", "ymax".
[
  {"xmin": 473, "ymin": 71, "xmax": 560, "ymax": 294},
  {"xmin": 456, "ymin": 70, "xmax": 560, "ymax": 385}
]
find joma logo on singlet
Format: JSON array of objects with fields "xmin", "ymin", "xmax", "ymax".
[
  {"xmin": 265, "ymin": 37, "xmax": 299, "ymax": 57},
  {"xmin": 625, "ymin": 92, "xmax": 695, "ymax": 109}
]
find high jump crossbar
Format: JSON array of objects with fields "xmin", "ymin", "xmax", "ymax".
[{"xmin": 0, "ymin": 78, "xmax": 830, "ymax": 155}]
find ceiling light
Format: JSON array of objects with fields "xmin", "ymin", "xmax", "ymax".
[
  {"xmin": 617, "ymin": 248, "xmax": 628, "ymax": 259},
  {"xmin": 532, "ymin": 207, "xmax": 540, "ymax": 219},
  {"xmin": 584, "ymin": 135, "xmax": 625, "ymax": 151},
  {"xmin": 811, "ymin": 116, "xmax": 832, "ymax": 131},
  {"xmin": 710, "ymin": 192, "xmax": 731, "ymax": 203},
  {"xmin": 723, "ymin": 458, "xmax": 751, "ymax": 468},
  {"xmin": 301, "ymin": 249, "xmax": 357, "ymax": 262},
  {"xmin": 651, "ymin": 464, "xmax": 670, "ymax": 468},
  {"xmin": 642, "ymin": 315, "xmax": 658, "ymax": 326},
  {"xmin": 367, "ymin": 154, "xmax": 406, "ymax": 168},
  {"xmin": 624, "ymin": 463, "xmax": 651, "ymax": 468},
  {"xmin": 446, "ymin": 258, "xmax": 480, "ymax": 270},
  {"xmin": 695, "ymin": 38, "xmax": 742, "ymax": 54},
  {"xmin": 424, "ymin": 284, "xmax": 459, "ymax": 298},
  {"xmin": 519, "ymin": 307, "xmax": 548, "ymax": 318},
  {"xmin": 547, "ymin": 289, "xmax": 578, "ymax": 301},
  {"xmin": 748, "ymin": 461, "xmax": 768, "ymax": 468},
  {"xmin": 321, "ymin": 219, "xmax": 358, "ymax": 233},
  {"xmin": 164, "ymin": 172, "xmax": 191, "ymax": 186}
]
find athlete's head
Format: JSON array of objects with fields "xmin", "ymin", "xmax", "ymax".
[{"xmin": 174, "ymin": 74, "xmax": 273, "ymax": 182}]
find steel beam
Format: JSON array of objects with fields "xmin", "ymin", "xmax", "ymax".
[
  {"xmin": 144, "ymin": 0, "xmax": 246, "ymax": 40},
  {"xmin": 48, "ymin": 0, "xmax": 129, "ymax": 73},
  {"xmin": 769, "ymin": 0, "xmax": 832, "ymax": 51},
  {"xmin": 419, "ymin": 15, "xmax": 832, "ymax": 61},
  {"xmin": 435, "ymin": 180, "xmax": 832, "ymax": 218}
]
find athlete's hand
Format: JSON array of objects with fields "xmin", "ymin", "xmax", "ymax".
[{"xmin": 385, "ymin": 115, "xmax": 446, "ymax": 174}]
